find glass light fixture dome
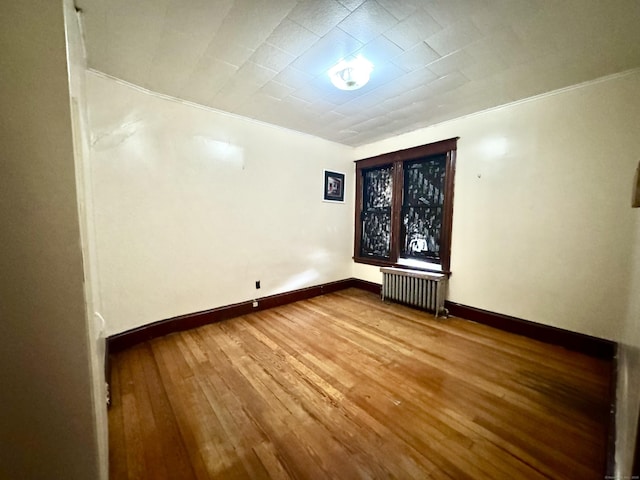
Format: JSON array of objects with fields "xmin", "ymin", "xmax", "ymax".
[{"xmin": 328, "ymin": 56, "xmax": 373, "ymax": 91}]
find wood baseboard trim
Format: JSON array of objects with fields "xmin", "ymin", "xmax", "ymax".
[
  {"xmin": 350, "ymin": 278, "xmax": 382, "ymax": 295},
  {"xmin": 108, "ymin": 278, "xmax": 362, "ymax": 353},
  {"xmin": 445, "ymin": 301, "xmax": 616, "ymax": 359}
]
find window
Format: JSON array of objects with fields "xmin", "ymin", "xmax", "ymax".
[{"xmin": 354, "ymin": 138, "xmax": 458, "ymax": 273}]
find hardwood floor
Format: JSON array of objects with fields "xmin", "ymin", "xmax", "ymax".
[{"xmin": 108, "ymin": 288, "xmax": 611, "ymax": 479}]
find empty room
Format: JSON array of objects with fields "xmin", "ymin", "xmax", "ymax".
[{"xmin": 3, "ymin": 1, "xmax": 640, "ymax": 479}]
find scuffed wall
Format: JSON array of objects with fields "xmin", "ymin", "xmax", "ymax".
[
  {"xmin": 86, "ymin": 72, "xmax": 354, "ymax": 335},
  {"xmin": 64, "ymin": 1, "xmax": 109, "ymax": 478}
]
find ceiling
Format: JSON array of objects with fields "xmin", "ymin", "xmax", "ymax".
[{"xmin": 76, "ymin": 0, "xmax": 640, "ymax": 147}]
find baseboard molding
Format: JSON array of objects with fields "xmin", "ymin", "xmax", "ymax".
[
  {"xmin": 107, "ymin": 281, "xmax": 616, "ymax": 361},
  {"xmin": 350, "ymin": 278, "xmax": 382, "ymax": 295},
  {"xmin": 108, "ymin": 278, "xmax": 359, "ymax": 353},
  {"xmin": 445, "ymin": 301, "xmax": 616, "ymax": 360}
]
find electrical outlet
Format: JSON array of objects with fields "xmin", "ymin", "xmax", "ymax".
[
  {"xmin": 252, "ymin": 300, "xmax": 258, "ymax": 308},
  {"xmin": 255, "ymin": 280, "xmax": 261, "ymax": 289}
]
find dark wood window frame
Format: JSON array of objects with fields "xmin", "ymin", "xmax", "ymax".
[{"xmin": 354, "ymin": 137, "xmax": 458, "ymax": 274}]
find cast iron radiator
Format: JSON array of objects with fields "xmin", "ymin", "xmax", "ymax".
[{"xmin": 380, "ymin": 267, "xmax": 448, "ymax": 317}]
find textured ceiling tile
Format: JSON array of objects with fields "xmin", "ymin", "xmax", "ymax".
[
  {"xmin": 289, "ymin": 85, "xmax": 328, "ymax": 104},
  {"xmin": 331, "ymin": 113, "xmax": 369, "ymax": 131},
  {"xmin": 290, "ymin": 28, "xmax": 363, "ymax": 76},
  {"xmin": 465, "ymin": 27, "xmax": 532, "ymax": 70},
  {"xmin": 211, "ymin": 90, "xmax": 247, "ymax": 112},
  {"xmin": 425, "ymin": 18, "xmax": 483, "ymax": 56},
  {"xmin": 337, "ymin": 1, "xmax": 399, "ymax": 44},
  {"xmin": 212, "ymin": 0, "xmax": 295, "ymax": 51},
  {"xmin": 235, "ymin": 92, "xmax": 282, "ymax": 117},
  {"xmin": 250, "ymin": 43, "xmax": 295, "ymax": 72},
  {"xmin": 375, "ymin": 0, "xmax": 421, "ymax": 21},
  {"xmin": 333, "ymin": 99, "xmax": 388, "ymax": 119},
  {"xmin": 377, "ymin": 92, "xmax": 413, "ymax": 112},
  {"xmin": 273, "ymin": 66, "xmax": 315, "ymax": 90},
  {"xmin": 383, "ymin": 11, "xmax": 442, "ymax": 50},
  {"xmin": 310, "ymin": 99, "xmax": 340, "ymax": 113},
  {"xmin": 265, "ymin": 19, "xmax": 320, "ymax": 56},
  {"xmin": 426, "ymin": 49, "xmax": 474, "ymax": 77},
  {"xmin": 104, "ymin": 38, "xmax": 154, "ymax": 87},
  {"xmin": 107, "ymin": 0, "xmax": 169, "ymax": 28},
  {"xmin": 316, "ymin": 86, "xmax": 370, "ymax": 106},
  {"xmin": 315, "ymin": 111, "xmax": 348, "ymax": 131},
  {"xmin": 359, "ymin": 61, "xmax": 406, "ymax": 91},
  {"xmin": 236, "ymin": 62, "xmax": 278, "ymax": 86},
  {"xmin": 384, "ymin": 66, "xmax": 438, "ymax": 92},
  {"xmin": 156, "ymin": 29, "xmax": 212, "ymax": 66},
  {"xmin": 180, "ymin": 59, "xmax": 238, "ymax": 105},
  {"xmin": 259, "ymin": 80, "xmax": 296, "ymax": 100},
  {"xmin": 353, "ymin": 34, "xmax": 404, "ymax": 66},
  {"xmin": 424, "ymin": 0, "xmax": 486, "ymax": 27},
  {"xmin": 162, "ymin": 0, "xmax": 233, "ymax": 36},
  {"xmin": 280, "ymin": 94, "xmax": 312, "ymax": 110},
  {"xmin": 471, "ymin": 0, "xmax": 543, "ymax": 34},
  {"xmin": 213, "ymin": 77, "xmax": 262, "ymax": 109},
  {"xmin": 147, "ymin": 65, "xmax": 195, "ymax": 99},
  {"xmin": 287, "ymin": 0, "xmax": 351, "ymax": 37},
  {"xmin": 423, "ymin": 71, "xmax": 469, "ymax": 96},
  {"xmin": 391, "ymin": 42, "xmax": 440, "ymax": 72},
  {"xmin": 350, "ymin": 116, "xmax": 387, "ymax": 134},
  {"xmin": 104, "ymin": 0, "xmax": 168, "ymax": 84},
  {"xmin": 458, "ymin": 47, "xmax": 508, "ymax": 81},
  {"xmin": 338, "ymin": 0, "xmax": 366, "ymax": 11},
  {"xmin": 490, "ymin": 31, "xmax": 533, "ymax": 68},
  {"xmin": 81, "ymin": 0, "xmax": 640, "ymax": 147},
  {"xmin": 351, "ymin": 93, "xmax": 390, "ymax": 111},
  {"xmin": 147, "ymin": 30, "xmax": 212, "ymax": 94},
  {"xmin": 205, "ymin": 39, "xmax": 255, "ymax": 67}
]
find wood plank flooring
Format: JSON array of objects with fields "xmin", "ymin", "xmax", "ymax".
[{"xmin": 108, "ymin": 288, "xmax": 612, "ymax": 479}]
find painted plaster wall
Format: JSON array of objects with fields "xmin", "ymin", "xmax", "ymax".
[
  {"xmin": 86, "ymin": 72, "xmax": 354, "ymax": 336},
  {"xmin": 615, "ymin": 205, "xmax": 640, "ymax": 477},
  {"xmin": 353, "ymin": 70, "xmax": 640, "ymax": 342},
  {"xmin": 0, "ymin": 1, "xmax": 101, "ymax": 478},
  {"xmin": 63, "ymin": 1, "xmax": 109, "ymax": 478}
]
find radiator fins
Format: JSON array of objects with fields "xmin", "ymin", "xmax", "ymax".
[{"xmin": 380, "ymin": 267, "xmax": 447, "ymax": 317}]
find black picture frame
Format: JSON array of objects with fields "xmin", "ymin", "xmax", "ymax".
[{"xmin": 323, "ymin": 170, "xmax": 345, "ymax": 203}]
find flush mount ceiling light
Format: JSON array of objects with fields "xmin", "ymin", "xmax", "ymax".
[{"xmin": 328, "ymin": 56, "xmax": 373, "ymax": 91}]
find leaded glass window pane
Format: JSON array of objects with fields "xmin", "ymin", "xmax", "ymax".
[
  {"xmin": 401, "ymin": 155, "xmax": 446, "ymax": 261},
  {"xmin": 361, "ymin": 166, "xmax": 393, "ymax": 258}
]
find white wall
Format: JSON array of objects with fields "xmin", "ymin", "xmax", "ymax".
[
  {"xmin": 86, "ymin": 73, "xmax": 354, "ymax": 335},
  {"xmin": 63, "ymin": 1, "xmax": 109, "ymax": 478},
  {"xmin": 615, "ymin": 203, "xmax": 640, "ymax": 477},
  {"xmin": 353, "ymin": 70, "xmax": 640, "ymax": 342},
  {"xmin": 0, "ymin": 1, "xmax": 102, "ymax": 479}
]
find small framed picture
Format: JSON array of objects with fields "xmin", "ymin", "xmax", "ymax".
[{"xmin": 323, "ymin": 170, "xmax": 345, "ymax": 203}]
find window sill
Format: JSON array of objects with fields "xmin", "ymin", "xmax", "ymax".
[
  {"xmin": 353, "ymin": 256, "xmax": 451, "ymax": 276},
  {"xmin": 397, "ymin": 258, "xmax": 441, "ymax": 271}
]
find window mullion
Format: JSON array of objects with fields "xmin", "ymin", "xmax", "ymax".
[
  {"xmin": 440, "ymin": 150, "xmax": 456, "ymax": 271},
  {"xmin": 390, "ymin": 160, "xmax": 404, "ymax": 264}
]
